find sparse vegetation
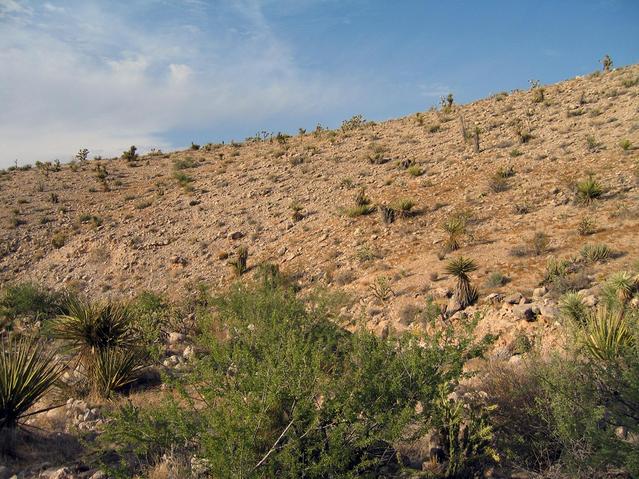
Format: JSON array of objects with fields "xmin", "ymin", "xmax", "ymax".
[
  {"xmin": 575, "ymin": 174, "xmax": 603, "ymax": 204},
  {"xmin": 446, "ymin": 256, "xmax": 478, "ymax": 308}
]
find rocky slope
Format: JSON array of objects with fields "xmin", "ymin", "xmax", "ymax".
[{"xmin": 1, "ymin": 64, "xmax": 638, "ymax": 349}]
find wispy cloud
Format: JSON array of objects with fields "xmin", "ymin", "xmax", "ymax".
[{"xmin": 0, "ymin": 0, "xmax": 360, "ymax": 165}]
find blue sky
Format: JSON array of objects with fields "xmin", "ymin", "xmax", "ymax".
[{"xmin": 1, "ymin": 0, "xmax": 637, "ymax": 166}]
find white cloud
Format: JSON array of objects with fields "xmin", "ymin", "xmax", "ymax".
[{"xmin": 0, "ymin": 0, "xmax": 362, "ymax": 166}]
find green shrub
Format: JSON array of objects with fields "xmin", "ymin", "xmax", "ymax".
[
  {"xmin": 54, "ymin": 300, "xmax": 144, "ymax": 397},
  {"xmin": 0, "ymin": 283, "xmax": 67, "ymax": 326},
  {"xmin": 0, "ymin": 337, "xmax": 63, "ymax": 429},
  {"xmin": 580, "ymin": 243, "xmax": 612, "ymax": 263},
  {"xmin": 619, "ymin": 139, "xmax": 632, "ymax": 151},
  {"xmin": 407, "ymin": 165, "xmax": 424, "ymax": 177},
  {"xmin": 577, "ymin": 216, "xmax": 597, "ymax": 236},
  {"xmin": 104, "ymin": 282, "xmax": 492, "ymax": 478},
  {"xmin": 485, "ymin": 271, "xmax": 508, "ymax": 288},
  {"xmin": 575, "ymin": 174, "xmax": 603, "ymax": 204}
]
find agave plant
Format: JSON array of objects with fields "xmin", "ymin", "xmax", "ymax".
[
  {"xmin": 0, "ymin": 338, "xmax": 62, "ymax": 429},
  {"xmin": 446, "ymin": 256, "xmax": 478, "ymax": 308},
  {"xmin": 581, "ymin": 307, "xmax": 632, "ymax": 361}
]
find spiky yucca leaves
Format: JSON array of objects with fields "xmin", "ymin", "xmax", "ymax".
[
  {"xmin": 575, "ymin": 174, "xmax": 603, "ymax": 205},
  {"xmin": 0, "ymin": 338, "xmax": 62, "ymax": 429},
  {"xmin": 581, "ymin": 307, "xmax": 633, "ymax": 361},
  {"xmin": 559, "ymin": 293, "xmax": 588, "ymax": 324},
  {"xmin": 54, "ymin": 300, "xmax": 137, "ymax": 358},
  {"xmin": 580, "ymin": 243, "xmax": 612, "ymax": 263},
  {"xmin": 54, "ymin": 300, "xmax": 145, "ymax": 398},
  {"xmin": 446, "ymin": 256, "xmax": 478, "ymax": 308},
  {"xmin": 441, "ymin": 214, "xmax": 468, "ymax": 252},
  {"xmin": 91, "ymin": 348, "xmax": 145, "ymax": 399},
  {"xmin": 601, "ymin": 271, "xmax": 639, "ymax": 308}
]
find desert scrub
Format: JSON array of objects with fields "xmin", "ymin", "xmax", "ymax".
[
  {"xmin": 369, "ymin": 275, "xmax": 393, "ymax": 301},
  {"xmin": 619, "ymin": 139, "xmax": 632, "ymax": 151},
  {"xmin": 392, "ymin": 198, "xmax": 415, "ymax": 217},
  {"xmin": 529, "ymin": 232, "xmax": 550, "ymax": 256},
  {"xmin": 172, "ymin": 157, "xmax": 199, "ymax": 170},
  {"xmin": 580, "ymin": 243, "xmax": 612, "ymax": 263},
  {"xmin": 366, "ymin": 143, "xmax": 389, "ymax": 164},
  {"xmin": 51, "ymin": 232, "xmax": 67, "ymax": 249},
  {"xmin": 173, "ymin": 171, "xmax": 194, "ymax": 191},
  {"xmin": 229, "ymin": 246, "xmax": 248, "ymax": 276},
  {"xmin": 102, "ymin": 281, "xmax": 493, "ymax": 478},
  {"xmin": 405, "ymin": 164, "xmax": 423, "ymax": 177},
  {"xmin": 577, "ymin": 216, "xmax": 597, "ymax": 236},
  {"xmin": 345, "ymin": 188, "xmax": 374, "ymax": 217},
  {"xmin": 485, "ymin": 271, "xmax": 508, "ymax": 288},
  {"xmin": 575, "ymin": 174, "xmax": 603, "ymax": 204}
]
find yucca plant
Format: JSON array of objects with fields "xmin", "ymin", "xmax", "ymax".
[
  {"xmin": 91, "ymin": 348, "xmax": 145, "ymax": 399},
  {"xmin": 575, "ymin": 174, "xmax": 603, "ymax": 205},
  {"xmin": 379, "ymin": 205, "xmax": 395, "ymax": 225},
  {"xmin": 54, "ymin": 300, "xmax": 144, "ymax": 398},
  {"xmin": 446, "ymin": 256, "xmax": 478, "ymax": 308},
  {"xmin": 559, "ymin": 293, "xmax": 588, "ymax": 324},
  {"xmin": 441, "ymin": 214, "xmax": 469, "ymax": 252},
  {"xmin": 54, "ymin": 300, "xmax": 137, "ymax": 358},
  {"xmin": 581, "ymin": 307, "xmax": 632, "ymax": 361},
  {"xmin": 1, "ymin": 338, "xmax": 62, "ymax": 429},
  {"xmin": 580, "ymin": 243, "xmax": 612, "ymax": 263},
  {"xmin": 601, "ymin": 271, "xmax": 638, "ymax": 308}
]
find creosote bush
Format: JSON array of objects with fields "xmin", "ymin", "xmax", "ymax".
[{"xmin": 103, "ymin": 281, "xmax": 493, "ymax": 478}]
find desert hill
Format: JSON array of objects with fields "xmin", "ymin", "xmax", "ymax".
[{"xmin": 1, "ymin": 64, "xmax": 638, "ymax": 341}]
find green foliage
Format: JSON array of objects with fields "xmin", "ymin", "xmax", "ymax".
[
  {"xmin": 575, "ymin": 174, "xmax": 603, "ymax": 204},
  {"xmin": 577, "ymin": 215, "xmax": 597, "ymax": 236},
  {"xmin": 580, "ymin": 243, "xmax": 612, "ymax": 263},
  {"xmin": 559, "ymin": 293, "xmax": 588, "ymax": 324},
  {"xmin": 407, "ymin": 165, "xmax": 424, "ymax": 177},
  {"xmin": 0, "ymin": 337, "xmax": 63, "ymax": 429},
  {"xmin": 581, "ymin": 307, "xmax": 632, "ymax": 361},
  {"xmin": 446, "ymin": 256, "xmax": 478, "ymax": 308},
  {"xmin": 172, "ymin": 157, "xmax": 199, "ymax": 170},
  {"xmin": 105, "ymin": 282, "xmax": 490, "ymax": 478},
  {"xmin": 0, "ymin": 283, "xmax": 67, "ymax": 328},
  {"xmin": 122, "ymin": 145, "xmax": 138, "ymax": 162},
  {"xmin": 485, "ymin": 271, "xmax": 508, "ymax": 288},
  {"xmin": 54, "ymin": 300, "xmax": 144, "ymax": 397},
  {"xmin": 433, "ymin": 388, "xmax": 499, "ymax": 477},
  {"xmin": 619, "ymin": 139, "xmax": 632, "ymax": 151},
  {"xmin": 441, "ymin": 211, "xmax": 470, "ymax": 252},
  {"xmin": 369, "ymin": 275, "xmax": 393, "ymax": 301}
]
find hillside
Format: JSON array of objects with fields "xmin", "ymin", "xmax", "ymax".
[{"xmin": 2, "ymin": 65, "xmax": 638, "ymax": 331}]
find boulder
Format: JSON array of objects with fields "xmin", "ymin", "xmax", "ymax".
[
  {"xmin": 504, "ymin": 292, "xmax": 524, "ymax": 304},
  {"xmin": 512, "ymin": 303, "xmax": 540, "ymax": 321},
  {"xmin": 532, "ymin": 286, "xmax": 547, "ymax": 299}
]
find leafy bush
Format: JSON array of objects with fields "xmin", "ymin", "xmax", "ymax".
[
  {"xmin": 0, "ymin": 337, "xmax": 62, "ymax": 429},
  {"xmin": 0, "ymin": 283, "xmax": 67, "ymax": 328},
  {"xmin": 104, "ymin": 282, "xmax": 492, "ymax": 478}
]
